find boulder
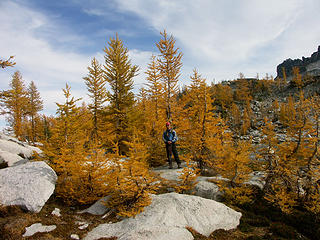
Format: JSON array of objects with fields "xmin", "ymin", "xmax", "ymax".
[
  {"xmin": 245, "ymin": 171, "xmax": 266, "ymax": 189},
  {"xmin": 0, "ymin": 161, "xmax": 57, "ymax": 212},
  {"xmin": 78, "ymin": 196, "xmax": 110, "ymax": 215},
  {"xmin": 193, "ymin": 180, "xmax": 223, "ymax": 201},
  {"xmin": 0, "ymin": 150, "xmax": 23, "ymax": 166},
  {"xmin": 0, "ymin": 133, "xmax": 42, "ymax": 158},
  {"xmin": 0, "ymin": 134, "xmax": 42, "ymax": 168},
  {"xmin": 84, "ymin": 192, "xmax": 241, "ymax": 240},
  {"xmin": 154, "ymin": 168, "xmax": 183, "ymax": 181}
]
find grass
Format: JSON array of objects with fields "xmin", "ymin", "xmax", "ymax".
[{"xmin": 0, "ymin": 196, "xmax": 119, "ymax": 240}]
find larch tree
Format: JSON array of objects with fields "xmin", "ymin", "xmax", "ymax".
[
  {"xmin": 143, "ymin": 55, "xmax": 167, "ymax": 166},
  {"xmin": 43, "ymin": 84, "xmax": 109, "ymax": 204},
  {"xmin": 259, "ymin": 93, "xmax": 320, "ymax": 213},
  {"xmin": 234, "ymin": 73, "xmax": 252, "ymax": 105},
  {"xmin": 83, "ymin": 57, "xmax": 108, "ymax": 142},
  {"xmin": 26, "ymin": 81, "xmax": 43, "ymax": 143},
  {"xmin": 0, "ymin": 56, "xmax": 15, "ymax": 69},
  {"xmin": 145, "ymin": 55, "xmax": 165, "ymax": 122},
  {"xmin": 177, "ymin": 69, "xmax": 221, "ymax": 172},
  {"xmin": 0, "ymin": 71, "xmax": 28, "ymax": 139},
  {"xmin": 103, "ymin": 34, "xmax": 138, "ymax": 155},
  {"xmin": 156, "ymin": 30, "xmax": 182, "ymax": 121},
  {"xmin": 292, "ymin": 67, "xmax": 303, "ymax": 89},
  {"xmin": 105, "ymin": 131, "xmax": 160, "ymax": 217},
  {"xmin": 211, "ymin": 83, "xmax": 233, "ymax": 117}
]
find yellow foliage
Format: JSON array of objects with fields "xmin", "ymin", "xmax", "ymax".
[
  {"xmin": 156, "ymin": 30, "xmax": 182, "ymax": 120},
  {"xmin": 83, "ymin": 57, "xmax": 108, "ymax": 142},
  {"xmin": 211, "ymin": 83, "xmax": 233, "ymax": 114},
  {"xmin": 292, "ymin": 67, "xmax": 303, "ymax": 89},
  {"xmin": 222, "ymin": 184, "xmax": 255, "ymax": 206},
  {"xmin": 105, "ymin": 137, "xmax": 160, "ymax": 217},
  {"xmin": 260, "ymin": 94, "xmax": 320, "ymax": 214},
  {"xmin": 0, "ymin": 71, "xmax": 28, "ymax": 139},
  {"xmin": 229, "ymin": 103, "xmax": 241, "ymax": 131},
  {"xmin": 135, "ymin": 57, "xmax": 167, "ymax": 166},
  {"xmin": 0, "ymin": 56, "xmax": 15, "ymax": 69},
  {"xmin": 55, "ymin": 145, "xmax": 109, "ymax": 204},
  {"xmin": 234, "ymin": 77, "xmax": 252, "ymax": 104},
  {"xmin": 177, "ymin": 69, "xmax": 227, "ymax": 172},
  {"xmin": 215, "ymin": 140, "xmax": 252, "ymax": 186},
  {"xmin": 103, "ymin": 34, "xmax": 138, "ymax": 155},
  {"xmin": 174, "ymin": 157, "xmax": 200, "ymax": 194}
]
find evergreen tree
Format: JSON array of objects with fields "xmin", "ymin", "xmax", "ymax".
[
  {"xmin": 105, "ymin": 132, "xmax": 160, "ymax": 217},
  {"xmin": 26, "ymin": 81, "xmax": 43, "ymax": 143},
  {"xmin": 0, "ymin": 56, "xmax": 15, "ymax": 69},
  {"xmin": 55, "ymin": 84, "xmax": 82, "ymax": 144},
  {"xmin": 143, "ymin": 55, "xmax": 167, "ymax": 166},
  {"xmin": 42, "ymin": 84, "xmax": 109, "ymax": 204},
  {"xmin": 177, "ymin": 69, "xmax": 223, "ymax": 172},
  {"xmin": 103, "ymin": 34, "xmax": 138, "ymax": 154},
  {"xmin": 156, "ymin": 30, "xmax": 182, "ymax": 121},
  {"xmin": 83, "ymin": 57, "xmax": 107, "ymax": 141},
  {"xmin": 0, "ymin": 71, "xmax": 28, "ymax": 139},
  {"xmin": 145, "ymin": 55, "xmax": 165, "ymax": 122},
  {"xmin": 260, "ymin": 93, "xmax": 320, "ymax": 213}
]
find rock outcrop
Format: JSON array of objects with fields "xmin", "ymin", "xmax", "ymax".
[
  {"xmin": 78, "ymin": 196, "xmax": 110, "ymax": 215},
  {"xmin": 0, "ymin": 161, "xmax": 57, "ymax": 212},
  {"xmin": 276, "ymin": 45, "xmax": 320, "ymax": 79},
  {"xmin": 84, "ymin": 192, "xmax": 241, "ymax": 240},
  {"xmin": 0, "ymin": 133, "xmax": 42, "ymax": 167}
]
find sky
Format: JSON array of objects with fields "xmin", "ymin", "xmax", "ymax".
[{"xmin": 1, "ymin": 0, "xmax": 320, "ymax": 129}]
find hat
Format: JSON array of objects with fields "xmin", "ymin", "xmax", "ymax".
[{"xmin": 166, "ymin": 122, "xmax": 171, "ymax": 126}]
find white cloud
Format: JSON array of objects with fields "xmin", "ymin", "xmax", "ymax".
[
  {"xmin": 128, "ymin": 49, "xmax": 155, "ymax": 91},
  {"xmin": 113, "ymin": 0, "xmax": 319, "ymax": 81},
  {"xmin": 0, "ymin": 1, "xmax": 92, "ymax": 121}
]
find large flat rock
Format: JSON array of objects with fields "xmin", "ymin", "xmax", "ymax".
[
  {"xmin": 84, "ymin": 192, "xmax": 241, "ymax": 240},
  {"xmin": 0, "ymin": 133, "xmax": 42, "ymax": 159},
  {"xmin": 0, "ymin": 150, "xmax": 23, "ymax": 166},
  {"xmin": 0, "ymin": 161, "xmax": 57, "ymax": 212}
]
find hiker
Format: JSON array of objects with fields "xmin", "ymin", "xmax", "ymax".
[{"xmin": 162, "ymin": 122, "xmax": 181, "ymax": 169}]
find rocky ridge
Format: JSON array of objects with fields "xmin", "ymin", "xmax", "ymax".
[{"xmin": 276, "ymin": 45, "xmax": 320, "ymax": 79}]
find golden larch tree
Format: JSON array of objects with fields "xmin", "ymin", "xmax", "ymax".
[
  {"xmin": 0, "ymin": 71, "xmax": 28, "ymax": 139},
  {"xmin": 103, "ymin": 34, "xmax": 138, "ymax": 155},
  {"xmin": 156, "ymin": 30, "xmax": 182, "ymax": 121},
  {"xmin": 26, "ymin": 81, "xmax": 43, "ymax": 143},
  {"xmin": 104, "ymin": 132, "xmax": 160, "ymax": 217},
  {"xmin": 143, "ymin": 55, "xmax": 167, "ymax": 166},
  {"xmin": 0, "ymin": 56, "xmax": 15, "ymax": 69},
  {"xmin": 83, "ymin": 57, "xmax": 108, "ymax": 142}
]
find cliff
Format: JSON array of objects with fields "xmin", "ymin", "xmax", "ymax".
[{"xmin": 276, "ymin": 45, "xmax": 320, "ymax": 78}]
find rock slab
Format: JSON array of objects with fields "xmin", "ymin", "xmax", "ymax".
[
  {"xmin": 84, "ymin": 192, "xmax": 241, "ymax": 240},
  {"xmin": 0, "ymin": 161, "xmax": 57, "ymax": 212},
  {"xmin": 78, "ymin": 196, "xmax": 110, "ymax": 215},
  {"xmin": 0, "ymin": 134, "xmax": 42, "ymax": 167},
  {"xmin": 23, "ymin": 223, "xmax": 56, "ymax": 237},
  {"xmin": 193, "ymin": 180, "xmax": 223, "ymax": 201}
]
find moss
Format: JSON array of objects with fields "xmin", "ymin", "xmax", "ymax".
[{"xmin": 270, "ymin": 222, "xmax": 297, "ymax": 239}]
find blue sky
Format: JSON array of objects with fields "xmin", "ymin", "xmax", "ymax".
[{"xmin": 1, "ymin": 0, "xmax": 320, "ymax": 129}]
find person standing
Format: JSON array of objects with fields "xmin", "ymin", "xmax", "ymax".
[{"xmin": 162, "ymin": 122, "xmax": 181, "ymax": 169}]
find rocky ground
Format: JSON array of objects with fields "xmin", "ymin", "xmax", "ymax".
[
  {"xmin": 1, "ymin": 186, "xmax": 316, "ymax": 240},
  {"xmin": 1, "ymin": 90, "xmax": 320, "ymax": 240}
]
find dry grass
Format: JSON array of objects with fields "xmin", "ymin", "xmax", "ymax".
[{"xmin": 0, "ymin": 198, "xmax": 119, "ymax": 240}]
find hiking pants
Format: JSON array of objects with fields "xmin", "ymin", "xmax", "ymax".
[{"xmin": 165, "ymin": 143, "xmax": 181, "ymax": 165}]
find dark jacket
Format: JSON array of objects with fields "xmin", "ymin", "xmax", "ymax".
[{"xmin": 162, "ymin": 129, "xmax": 178, "ymax": 143}]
